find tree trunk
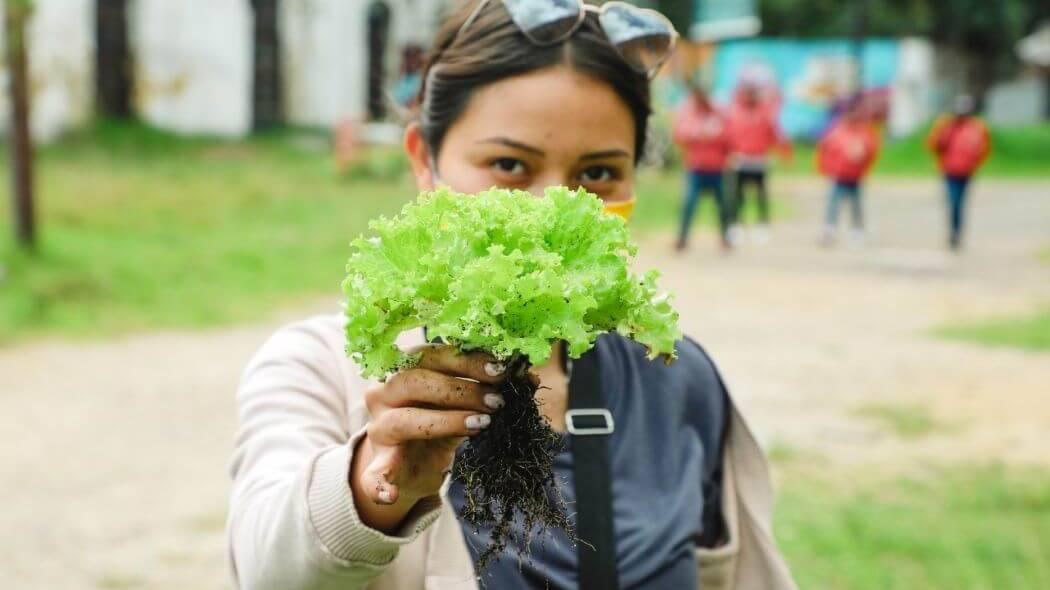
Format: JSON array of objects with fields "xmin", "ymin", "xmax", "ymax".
[
  {"xmin": 6, "ymin": 1, "xmax": 36, "ymax": 250},
  {"xmin": 1045, "ymin": 75, "xmax": 1050, "ymax": 121},
  {"xmin": 966, "ymin": 47, "xmax": 996, "ymax": 112},
  {"xmin": 95, "ymin": 0, "xmax": 133, "ymax": 118},
  {"xmin": 852, "ymin": 0, "xmax": 869, "ymax": 97},
  {"xmin": 251, "ymin": 0, "xmax": 282, "ymax": 130},
  {"xmin": 366, "ymin": 1, "xmax": 391, "ymax": 121}
]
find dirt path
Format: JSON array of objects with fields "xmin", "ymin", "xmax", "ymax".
[
  {"xmin": 644, "ymin": 177, "xmax": 1050, "ymax": 471},
  {"xmin": 1, "ymin": 177, "xmax": 1047, "ymax": 590}
]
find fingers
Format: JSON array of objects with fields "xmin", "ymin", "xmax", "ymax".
[
  {"xmin": 412, "ymin": 344, "xmax": 508, "ymax": 384},
  {"xmin": 371, "ymin": 407, "xmax": 490, "ymax": 445},
  {"xmin": 358, "ymin": 344, "xmax": 510, "ymax": 509},
  {"xmin": 383, "ymin": 368, "xmax": 504, "ymax": 413},
  {"xmin": 361, "ymin": 444, "xmax": 402, "ymax": 505}
]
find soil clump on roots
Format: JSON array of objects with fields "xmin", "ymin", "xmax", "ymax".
[{"xmin": 451, "ymin": 355, "xmax": 575, "ymax": 569}]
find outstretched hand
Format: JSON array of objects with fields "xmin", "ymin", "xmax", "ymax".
[{"xmin": 350, "ymin": 345, "xmax": 506, "ymax": 532}]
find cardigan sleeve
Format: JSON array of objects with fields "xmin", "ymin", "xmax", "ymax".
[{"xmin": 226, "ymin": 317, "xmax": 443, "ymax": 590}]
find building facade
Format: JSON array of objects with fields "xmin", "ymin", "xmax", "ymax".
[{"xmin": 0, "ymin": 0, "xmax": 447, "ymax": 141}]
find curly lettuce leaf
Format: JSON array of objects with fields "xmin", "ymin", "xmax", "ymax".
[{"xmin": 342, "ymin": 186, "xmax": 681, "ymax": 378}]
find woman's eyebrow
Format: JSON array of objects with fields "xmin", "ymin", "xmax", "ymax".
[
  {"xmin": 580, "ymin": 149, "xmax": 630, "ymax": 161},
  {"xmin": 477, "ymin": 137, "xmax": 545, "ymax": 156}
]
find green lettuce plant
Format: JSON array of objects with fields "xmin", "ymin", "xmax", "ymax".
[
  {"xmin": 343, "ymin": 186, "xmax": 680, "ymax": 376},
  {"xmin": 342, "ymin": 186, "xmax": 681, "ymax": 567}
]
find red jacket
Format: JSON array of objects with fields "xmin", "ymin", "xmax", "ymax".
[
  {"xmin": 725, "ymin": 103, "xmax": 785, "ymax": 158},
  {"xmin": 673, "ymin": 99, "xmax": 730, "ymax": 172},
  {"xmin": 927, "ymin": 115, "xmax": 991, "ymax": 176},
  {"xmin": 818, "ymin": 119, "xmax": 881, "ymax": 182}
]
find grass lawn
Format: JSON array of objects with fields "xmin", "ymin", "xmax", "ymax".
[
  {"xmin": 852, "ymin": 403, "xmax": 940, "ymax": 439},
  {"xmin": 936, "ymin": 309, "xmax": 1050, "ymax": 352},
  {"xmin": 775, "ymin": 463, "xmax": 1050, "ymax": 590},
  {"xmin": 0, "ymin": 122, "xmax": 417, "ymax": 344}
]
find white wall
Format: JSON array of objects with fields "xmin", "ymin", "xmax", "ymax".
[
  {"xmin": 281, "ymin": 0, "xmax": 367, "ymax": 127},
  {"xmin": 0, "ymin": 0, "xmax": 450, "ymax": 141},
  {"xmin": 889, "ymin": 38, "xmax": 935, "ymax": 138},
  {"xmin": 389, "ymin": 0, "xmax": 447, "ymax": 47},
  {"xmin": 132, "ymin": 0, "xmax": 253, "ymax": 136},
  {"xmin": 986, "ymin": 75, "xmax": 1047, "ymax": 126},
  {"xmin": 0, "ymin": 0, "xmax": 93, "ymax": 142},
  {"xmin": 281, "ymin": 0, "xmax": 446, "ymax": 128}
]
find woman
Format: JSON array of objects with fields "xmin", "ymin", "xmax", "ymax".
[
  {"xmin": 673, "ymin": 83, "xmax": 732, "ymax": 252},
  {"xmin": 227, "ymin": 2, "xmax": 797, "ymax": 589},
  {"xmin": 926, "ymin": 95, "xmax": 992, "ymax": 251},
  {"xmin": 817, "ymin": 100, "xmax": 881, "ymax": 246}
]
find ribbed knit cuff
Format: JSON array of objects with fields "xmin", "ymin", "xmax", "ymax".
[{"xmin": 307, "ymin": 431, "xmax": 444, "ymax": 566}]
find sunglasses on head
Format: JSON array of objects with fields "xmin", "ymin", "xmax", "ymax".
[{"xmin": 455, "ymin": 0, "xmax": 679, "ymax": 79}]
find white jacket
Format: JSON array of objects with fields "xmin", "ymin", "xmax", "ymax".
[{"xmin": 227, "ymin": 315, "xmax": 798, "ymax": 590}]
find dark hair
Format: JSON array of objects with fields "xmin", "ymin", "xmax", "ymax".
[{"xmin": 417, "ymin": 1, "xmax": 651, "ymax": 163}]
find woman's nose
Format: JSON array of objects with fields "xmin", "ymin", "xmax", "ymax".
[{"xmin": 528, "ymin": 171, "xmax": 575, "ymax": 196}]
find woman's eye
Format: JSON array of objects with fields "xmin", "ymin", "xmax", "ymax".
[
  {"xmin": 491, "ymin": 158, "xmax": 526, "ymax": 176},
  {"xmin": 579, "ymin": 165, "xmax": 616, "ymax": 183}
]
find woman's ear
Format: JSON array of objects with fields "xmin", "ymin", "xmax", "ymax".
[{"xmin": 404, "ymin": 123, "xmax": 436, "ymax": 190}]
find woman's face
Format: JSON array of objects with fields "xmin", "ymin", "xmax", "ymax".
[{"xmin": 405, "ymin": 65, "xmax": 637, "ymax": 203}]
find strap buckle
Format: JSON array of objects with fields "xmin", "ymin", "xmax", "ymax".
[{"xmin": 565, "ymin": 408, "xmax": 615, "ymax": 436}]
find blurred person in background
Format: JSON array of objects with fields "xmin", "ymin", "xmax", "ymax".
[
  {"xmin": 817, "ymin": 99, "xmax": 881, "ymax": 246},
  {"xmin": 226, "ymin": 1, "xmax": 798, "ymax": 589},
  {"xmin": 392, "ymin": 44, "xmax": 426, "ymax": 109},
  {"xmin": 725, "ymin": 83, "xmax": 791, "ymax": 245},
  {"xmin": 926, "ymin": 95, "xmax": 992, "ymax": 251},
  {"xmin": 673, "ymin": 82, "xmax": 732, "ymax": 252}
]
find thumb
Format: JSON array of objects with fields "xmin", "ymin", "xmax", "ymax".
[{"xmin": 363, "ymin": 444, "xmax": 403, "ymax": 505}]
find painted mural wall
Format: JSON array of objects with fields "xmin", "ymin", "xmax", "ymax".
[
  {"xmin": 710, "ymin": 38, "xmax": 904, "ymax": 140},
  {"xmin": 658, "ymin": 37, "xmax": 942, "ymax": 141}
]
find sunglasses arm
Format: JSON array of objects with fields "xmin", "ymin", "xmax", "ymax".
[{"xmin": 458, "ymin": 0, "xmax": 494, "ymax": 39}]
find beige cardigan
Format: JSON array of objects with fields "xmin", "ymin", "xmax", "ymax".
[{"xmin": 227, "ymin": 315, "xmax": 798, "ymax": 590}]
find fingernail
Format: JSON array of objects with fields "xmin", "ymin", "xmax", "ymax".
[
  {"xmin": 484, "ymin": 361, "xmax": 506, "ymax": 377},
  {"xmin": 484, "ymin": 393, "xmax": 505, "ymax": 410},
  {"xmin": 465, "ymin": 414, "xmax": 491, "ymax": 430},
  {"xmin": 377, "ymin": 489, "xmax": 392, "ymax": 504}
]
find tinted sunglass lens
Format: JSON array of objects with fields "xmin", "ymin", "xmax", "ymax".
[
  {"xmin": 503, "ymin": 0, "xmax": 583, "ymax": 44},
  {"xmin": 599, "ymin": 2, "xmax": 675, "ymax": 73},
  {"xmin": 617, "ymin": 35, "xmax": 673, "ymax": 73}
]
